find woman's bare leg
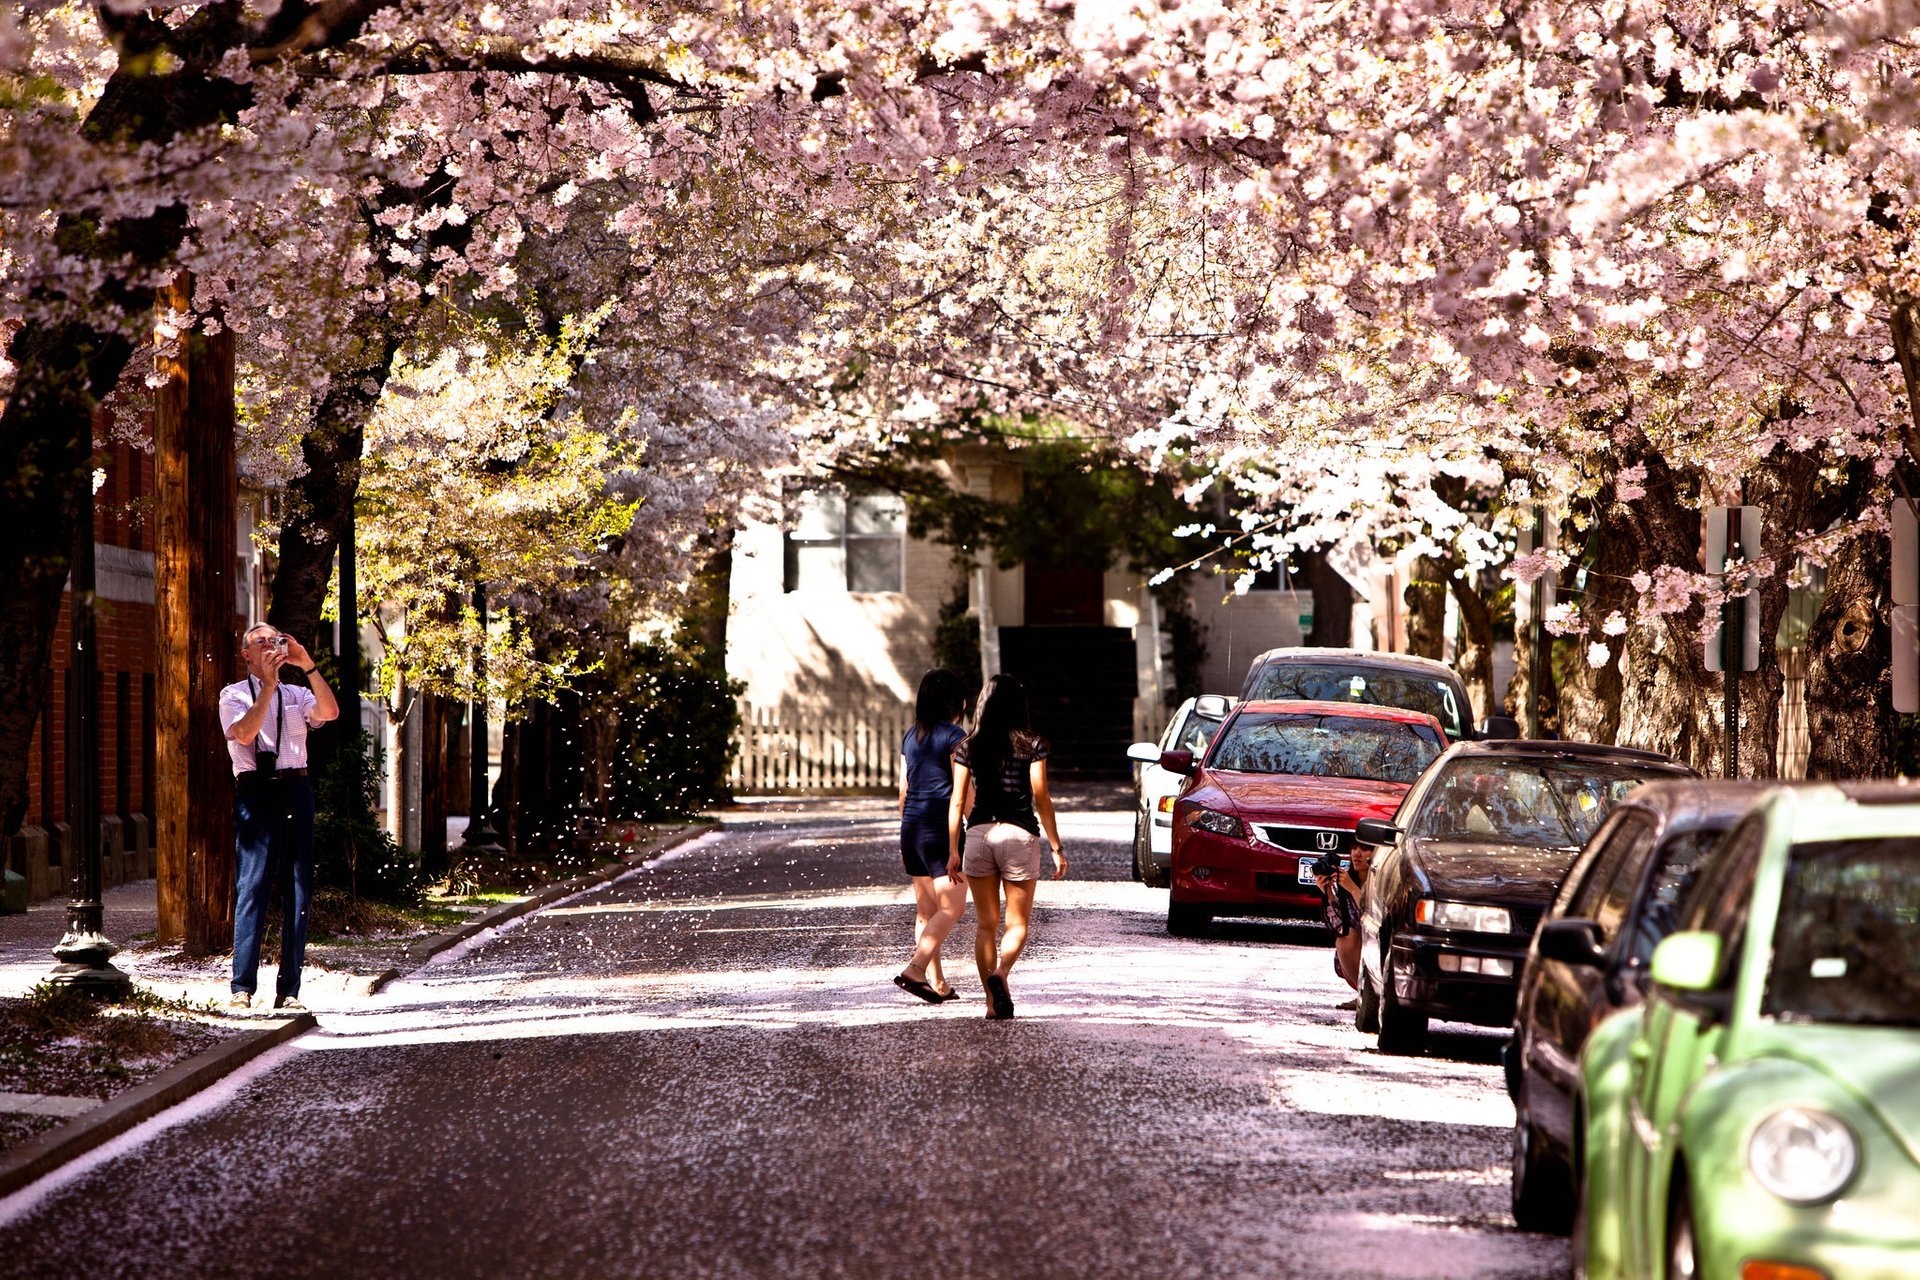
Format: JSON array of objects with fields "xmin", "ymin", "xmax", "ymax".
[
  {"xmin": 903, "ymin": 874, "xmax": 966, "ymax": 986},
  {"xmin": 996, "ymin": 879, "xmax": 1037, "ymax": 977},
  {"xmin": 1333, "ymin": 930, "xmax": 1361, "ymax": 990},
  {"xmin": 967, "ymin": 874, "xmax": 1002, "ymax": 989}
]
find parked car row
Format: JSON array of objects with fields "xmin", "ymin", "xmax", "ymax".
[
  {"xmin": 1518, "ymin": 781, "xmax": 1920, "ymax": 1279},
  {"xmin": 1127, "ymin": 646, "xmax": 1920, "ymax": 1277}
]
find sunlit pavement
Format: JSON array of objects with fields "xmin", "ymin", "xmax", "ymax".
[{"xmin": 0, "ymin": 794, "xmax": 1569, "ymax": 1278}]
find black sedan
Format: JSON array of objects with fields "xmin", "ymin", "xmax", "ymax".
[
  {"xmin": 1504, "ymin": 778, "xmax": 1764, "ymax": 1233},
  {"xmin": 1353, "ymin": 740, "xmax": 1694, "ymax": 1056}
]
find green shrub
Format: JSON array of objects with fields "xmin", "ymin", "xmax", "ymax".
[
  {"xmin": 613, "ymin": 643, "xmax": 741, "ymax": 820},
  {"xmin": 313, "ymin": 728, "xmax": 422, "ymax": 903}
]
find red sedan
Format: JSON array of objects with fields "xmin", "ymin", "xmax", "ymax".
[{"xmin": 1164, "ymin": 699, "xmax": 1447, "ymax": 936}]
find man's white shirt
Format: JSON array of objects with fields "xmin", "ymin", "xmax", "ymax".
[{"xmin": 219, "ymin": 678, "xmax": 322, "ymax": 776}]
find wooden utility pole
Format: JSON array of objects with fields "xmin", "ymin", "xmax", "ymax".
[{"xmin": 153, "ymin": 275, "xmax": 238, "ymax": 952}]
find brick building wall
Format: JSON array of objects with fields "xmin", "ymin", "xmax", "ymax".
[{"xmin": 9, "ymin": 439, "xmax": 162, "ymax": 901}]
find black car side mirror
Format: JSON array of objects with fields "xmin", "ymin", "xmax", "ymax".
[
  {"xmin": 1159, "ymin": 749, "xmax": 1196, "ymax": 776},
  {"xmin": 1537, "ymin": 918, "xmax": 1607, "ymax": 968},
  {"xmin": 1354, "ymin": 818, "xmax": 1400, "ymax": 847},
  {"xmin": 1476, "ymin": 715, "xmax": 1522, "ymax": 740}
]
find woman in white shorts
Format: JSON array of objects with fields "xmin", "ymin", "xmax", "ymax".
[{"xmin": 946, "ymin": 675, "xmax": 1067, "ymax": 1020}]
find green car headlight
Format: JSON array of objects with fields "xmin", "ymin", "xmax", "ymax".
[{"xmin": 1747, "ymin": 1106, "xmax": 1858, "ymax": 1205}]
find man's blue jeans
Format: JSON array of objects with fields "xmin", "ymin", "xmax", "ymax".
[{"xmin": 232, "ymin": 775, "xmax": 315, "ymax": 1000}]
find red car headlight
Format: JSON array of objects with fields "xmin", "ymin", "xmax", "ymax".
[{"xmin": 1185, "ymin": 807, "xmax": 1244, "ymax": 839}]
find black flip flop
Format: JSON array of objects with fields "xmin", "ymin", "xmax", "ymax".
[
  {"xmin": 985, "ymin": 974, "xmax": 1014, "ymax": 1019},
  {"xmin": 894, "ymin": 973, "xmax": 945, "ymax": 1005},
  {"xmin": 934, "ymin": 985, "xmax": 961, "ymax": 1002}
]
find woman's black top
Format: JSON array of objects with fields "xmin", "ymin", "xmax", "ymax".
[{"xmin": 953, "ymin": 732, "xmax": 1050, "ymax": 836}]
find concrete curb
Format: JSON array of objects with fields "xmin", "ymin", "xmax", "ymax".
[
  {"xmin": 369, "ymin": 821, "xmax": 719, "ymax": 992},
  {"xmin": 0, "ymin": 1013, "xmax": 315, "ymax": 1199}
]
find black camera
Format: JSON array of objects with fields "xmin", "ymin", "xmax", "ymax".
[
  {"xmin": 255, "ymin": 749, "xmax": 278, "ymax": 775},
  {"xmin": 1305, "ymin": 853, "xmax": 1345, "ymax": 881}
]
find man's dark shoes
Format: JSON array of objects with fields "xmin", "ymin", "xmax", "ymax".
[
  {"xmin": 894, "ymin": 973, "xmax": 944, "ymax": 1005},
  {"xmin": 985, "ymin": 974, "xmax": 1014, "ymax": 1020}
]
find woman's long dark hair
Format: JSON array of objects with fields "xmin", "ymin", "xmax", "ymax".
[
  {"xmin": 912, "ymin": 668, "xmax": 967, "ymax": 743},
  {"xmin": 965, "ymin": 673, "xmax": 1032, "ymax": 776}
]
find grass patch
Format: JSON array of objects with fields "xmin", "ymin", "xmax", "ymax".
[{"xmin": 0, "ymin": 982, "xmax": 232, "ymax": 1107}]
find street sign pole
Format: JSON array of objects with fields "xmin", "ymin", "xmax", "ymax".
[
  {"xmin": 1704, "ymin": 504, "xmax": 1762, "ymax": 779},
  {"xmin": 461, "ymin": 581, "xmax": 504, "ymax": 854},
  {"xmin": 1894, "ymin": 500, "xmax": 1920, "ymax": 714}
]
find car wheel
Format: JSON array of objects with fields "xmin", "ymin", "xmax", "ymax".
[
  {"xmin": 1354, "ymin": 966, "xmax": 1381, "ymax": 1034},
  {"xmin": 1510, "ymin": 1093, "xmax": 1574, "ymax": 1234},
  {"xmin": 1166, "ymin": 900, "xmax": 1212, "ymax": 937},
  {"xmin": 1140, "ymin": 826, "xmax": 1170, "ymax": 890},
  {"xmin": 1375, "ymin": 959, "xmax": 1428, "ymax": 1055},
  {"xmin": 1130, "ymin": 812, "xmax": 1146, "ymax": 882},
  {"xmin": 1667, "ymin": 1179, "xmax": 1700, "ymax": 1280}
]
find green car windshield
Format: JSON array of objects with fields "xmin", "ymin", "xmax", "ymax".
[
  {"xmin": 1245, "ymin": 663, "xmax": 1466, "ymax": 739},
  {"xmin": 1414, "ymin": 760, "xmax": 1672, "ymax": 849},
  {"xmin": 1208, "ymin": 712, "xmax": 1443, "ymax": 784},
  {"xmin": 1766, "ymin": 835, "xmax": 1920, "ymax": 1029}
]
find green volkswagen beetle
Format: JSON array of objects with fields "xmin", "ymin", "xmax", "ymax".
[{"xmin": 1575, "ymin": 782, "xmax": 1920, "ymax": 1280}]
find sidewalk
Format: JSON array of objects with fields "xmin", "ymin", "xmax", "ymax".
[
  {"xmin": 1, "ymin": 819, "xmax": 720, "ymax": 1009},
  {"xmin": 0, "ymin": 880, "xmax": 341, "ymax": 1009}
]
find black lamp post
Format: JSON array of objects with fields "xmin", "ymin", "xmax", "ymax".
[
  {"xmin": 49, "ymin": 502, "xmax": 133, "ymax": 997},
  {"xmin": 460, "ymin": 582, "xmax": 504, "ymax": 853}
]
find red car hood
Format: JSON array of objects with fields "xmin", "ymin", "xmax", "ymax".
[{"xmin": 1197, "ymin": 770, "xmax": 1409, "ymax": 821}]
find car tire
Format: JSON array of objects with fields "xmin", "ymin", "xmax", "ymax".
[
  {"xmin": 1510, "ymin": 1093, "xmax": 1574, "ymax": 1234},
  {"xmin": 1139, "ymin": 826, "xmax": 1170, "ymax": 890},
  {"xmin": 1166, "ymin": 900, "xmax": 1212, "ymax": 937},
  {"xmin": 1354, "ymin": 967, "xmax": 1381, "ymax": 1034},
  {"xmin": 1375, "ymin": 959, "xmax": 1428, "ymax": 1055},
  {"xmin": 1666, "ymin": 1178, "xmax": 1700, "ymax": 1280},
  {"xmin": 1130, "ymin": 813, "xmax": 1146, "ymax": 882}
]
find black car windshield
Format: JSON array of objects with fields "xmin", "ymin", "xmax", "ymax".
[
  {"xmin": 1765, "ymin": 836, "xmax": 1920, "ymax": 1029},
  {"xmin": 1207, "ymin": 712, "xmax": 1443, "ymax": 784},
  {"xmin": 1245, "ymin": 662, "xmax": 1466, "ymax": 739},
  {"xmin": 1415, "ymin": 759, "xmax": 1676, "ymax": 848}
]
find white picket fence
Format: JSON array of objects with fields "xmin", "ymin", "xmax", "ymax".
[{"xmin": 731, "ymin": 703, "xmax": 912, "ymax": 793}]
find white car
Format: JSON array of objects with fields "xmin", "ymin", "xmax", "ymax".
[{"xmin": 1125, "ymin": 694, "xmax": 1234, "ymax": 887}]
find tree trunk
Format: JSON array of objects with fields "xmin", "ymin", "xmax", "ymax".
[
  {"xmin": 1301, "ymin": 548, "xmax": 1355, "ymax": 648},
  {"xmin": 153, "ymin": 278, "xmax": 239, "ymax": 952},
  {"xmin": 1403, "ymin": 556, "xmax": 1446, "ymax": 661},
  {"xmin": 1448, "ymin": 572, "xmax": 1498, "ymax": 725},
  {"xmin": 266, "ymin": 327, "xmax": 399, "ymax": 647},
  {"xmin": 1804, "ymin": 531, "xmax": 1895, "ymax": 777},
  {"xmin": 419, "ymin": 691, "xmax": 449, "ymax": 871}
]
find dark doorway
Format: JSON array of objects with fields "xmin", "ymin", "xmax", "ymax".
[
  {"xmin": 1023, "ymin": 565, "xmax": 1105, "ymax": 626},
  {"xmin": 998, "ymin": 625, "xmax": 1135, "ymax": 779}
]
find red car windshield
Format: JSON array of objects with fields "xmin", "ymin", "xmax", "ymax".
[{"xmin": 1206, "ymin": 712, "xmax": 1443, "ymax": 784}]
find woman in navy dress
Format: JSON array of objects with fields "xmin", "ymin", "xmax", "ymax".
[{"xmin": 893, "ymin": 668, "xmax": 970, "ymax": 1003}]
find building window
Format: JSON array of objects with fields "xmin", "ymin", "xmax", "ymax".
[{"xmin": 784, "ymin": 487, "xmax": 906, "ymax": 594}]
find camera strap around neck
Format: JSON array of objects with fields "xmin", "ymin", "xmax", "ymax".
[{"xmin": 247, "ymin": 675, "xmax": 285, "ymax": 756}]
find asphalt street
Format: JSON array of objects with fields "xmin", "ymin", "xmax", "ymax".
[{"xmin": 0, "ymin": 793, "xmax": 1569, "ymax": 1279}]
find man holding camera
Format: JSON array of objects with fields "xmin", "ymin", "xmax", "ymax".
[{"xmin": 219, "ymin": 623, "xmax": 339, "ymax": 1011}]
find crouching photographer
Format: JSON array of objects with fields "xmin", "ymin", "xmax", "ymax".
[{"xmin": 1311, "ymin": 839, "xmax": 1375, "ymax": 1009}]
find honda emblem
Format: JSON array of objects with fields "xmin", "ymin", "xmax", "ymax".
[{"xmin": 1315, "ymin": 831, "xmax": 1339, "ymax": 851}]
